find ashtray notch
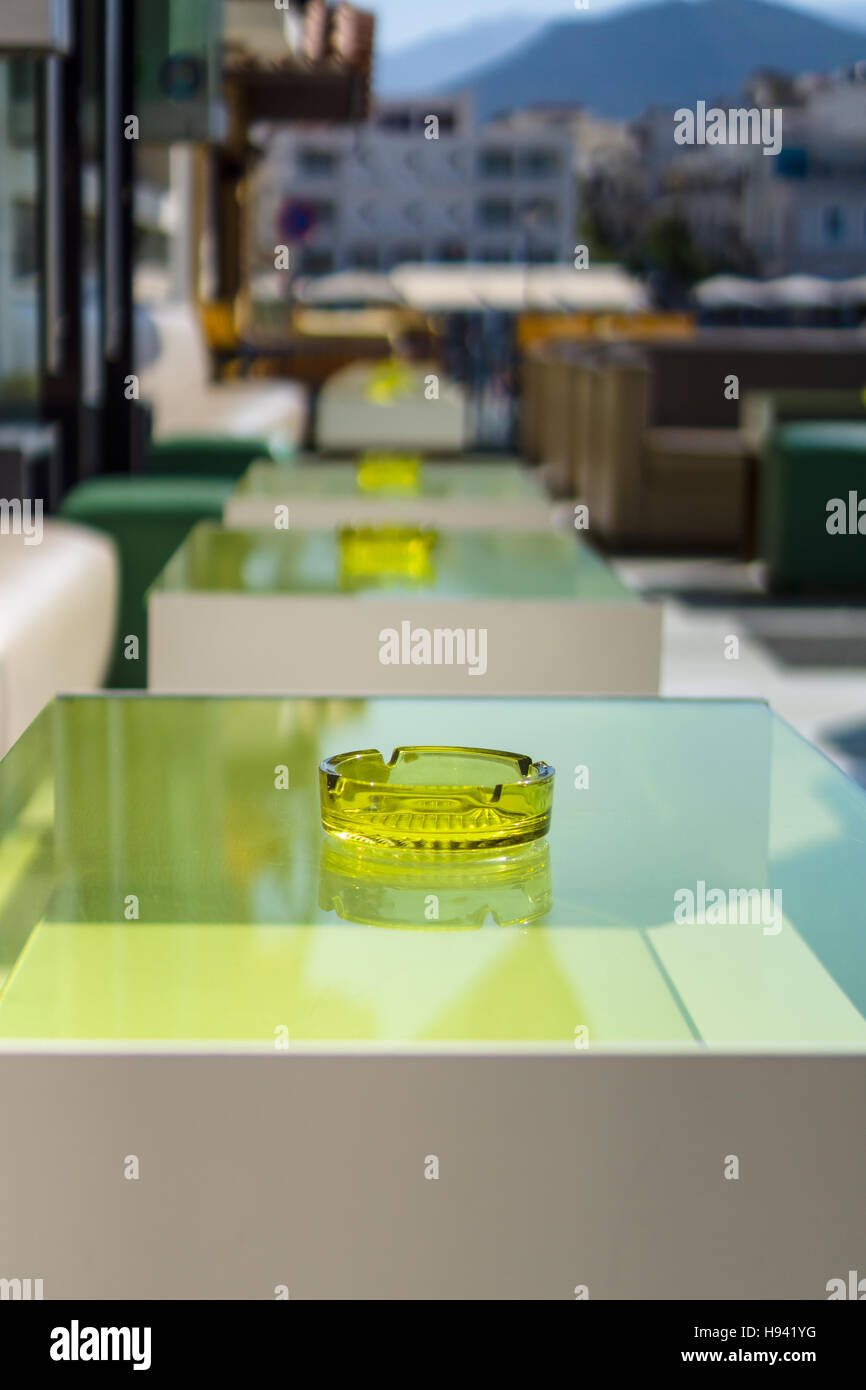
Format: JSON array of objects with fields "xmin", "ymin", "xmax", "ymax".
[{"xmin": 319, "ymin": 745, "xmax": 554, "ymax": 851}]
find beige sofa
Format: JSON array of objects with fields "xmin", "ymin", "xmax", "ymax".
[
  {"xmin": 0, "ymin": 521, "xmax": 117, "ymax": 757},
  {"xmin": 525, "ymin": 344, "xmax": 748, "ymax": 549},
  {"xmin": 524, "ymin": 331, "xmax": 866, "ymax": 551}
]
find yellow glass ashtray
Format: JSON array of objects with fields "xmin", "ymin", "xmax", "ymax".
[
  {"xmin": 365, "ymin": 357, "xmax": 414, "ymax": 404},
  {"xmin": 319, "ymin": 746, "xmax": 555, "ymax": 851},
  {"xmin": 356, "ymin": 452, "xmax": 422, "ymax": 495},
  {"xmin": 338, "ymin": 524, "xmax": 437, "ymax": 585}
]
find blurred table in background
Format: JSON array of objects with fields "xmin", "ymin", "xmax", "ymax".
[
  {"xmin": 224, "ymin": 455, "xmax": 556, "ymax": 531},
  {"xmin": 147, "ymin": 523, "xmax": 661, "ymax": 695}
]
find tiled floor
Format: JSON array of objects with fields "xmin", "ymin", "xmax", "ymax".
[{"xmin": 615, "ymin": 556, "xmax": 866, "ymax": 789}]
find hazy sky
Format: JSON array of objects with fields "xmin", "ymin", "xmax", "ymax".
[{"xmin": 372, "ymin": 0, "xmax": 866, "ymax": 51}]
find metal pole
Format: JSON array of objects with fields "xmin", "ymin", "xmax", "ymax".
[
  {"xmin": 42, "ymin": 0, "xmax": 84, "ymax": 502},
  {"xmin": 101, "ymin": 0, "xmax": 135, "ymax": 473}
]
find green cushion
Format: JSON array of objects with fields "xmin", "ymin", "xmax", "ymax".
[
  {"xmin": 148, "ymin": 437, "xmax": 274, "ymax": 478},
  {"xmin": 63, "ymin": 475, "xmax": 232, "ymax": 518},
  {"xmin": 758, "ymin": 390, "xmax": 866, "ymax": 424},
  {"xmin": 775, "ymin": 421, "xmax": 866, "ymax": 455},
  {"xmin": 61, "ymin": 476, "xmax": 233, "ymax": 688},
  {"xmin": 760, "ymin": 421, "xmax": 866, "ymax": 593}
]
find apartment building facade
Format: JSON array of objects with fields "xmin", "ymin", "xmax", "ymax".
[
  {"xmin": 249, "ymin": 95, "xmax": 576, "ymax": 276},
  {"xmin": 741, "ymin": 76, "xmax": 866, "ymax": 277},
  {"xmin": 632, "ymin": 72, "xmax": 866, "ymax": 278}
]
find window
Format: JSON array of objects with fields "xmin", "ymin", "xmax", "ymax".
[
  {"xmin": 478, "ymin": 248, "xmax": 511, "ymax": 263},
  {"xmin": 438, "ymin": 241, "xmax": 466, "ymax": 262},
  {"xmin": 133, "ymin": 225, "xmax": 169, "ymax": 268},
  {"xmin": 0, "ymin": 60, "xmax": 39, "ymax": 404},
  {"xmin": 420, "ymin": 110, "xmax": 456, "ymax": 135},
  {"xmin": 310, "ymin": 200, "xmax": 336, "ymax": 227},
  {"xmin": 520, "ymin": 198, "xmax": 559, "ymax": 228},
  {"xmin": 300, "ymin": 249, "xmax": 335, "ymax": 275},
  {"xmin": 477, "ymin": 199, "xmax": 513, "ymax": 229},
  {"xmin": 824, "ymin": 206, "xmax": 845, "ymax": 243},
  {"xmin": 9, "ymin": 59, "xmax": 36, "ymax": 147},
  {"xmin": 776, "ymin": 147, "xmax": 808, "ymax": 180},
  {"xmin": 391, "ymin": 244, "xmax": 424, "ymax": 264},
  {"xmin": 348, "ymin": 245, "xmax": 380, "ymax": 269},
  {"xmin": 12, "ymin": 201, "xmax": 38, "ymax": 278},
  {"xmin": 478, "ymin": 149, "xmax": 514, "ymax": 178},
  {"xmin": 519, "ymin": 148, "xmax": 561, "ymax": 179},
  {"xmin": 527, "ymin": 245, "xmax": 558, "ymax": 264},
  {"xmin": 297, "ymin": 148, "xmax": 338, "ymax": 177},
  {"xmin": 379, "ymin": 110, "xmax": 412, "ymax": 132}
]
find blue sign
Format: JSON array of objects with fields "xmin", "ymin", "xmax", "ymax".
[
  {"xmin": 159, "ymin": 53, "xmax": 205, "ymax": 101},
  {"xmin": 278, "ymin": 200, "xmax": 317, "ymax": 243}
]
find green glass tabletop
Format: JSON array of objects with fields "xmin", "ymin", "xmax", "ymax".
[
  {"xmin": 0, "ymin": 696, "xmax": 864, "ymax": 1053},
  {"xmin": 150, "ymin": 523, "xmax": 633, "ymax": 600},
  {"xmin": 233, "ymin": 457, "xmax": 547, "ymax": 503}
]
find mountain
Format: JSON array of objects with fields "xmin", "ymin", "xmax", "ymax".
[
  {"xmin": 439, "ymin": 0, "xmax": 866, "ymax": 120},
  {"xmin": 374, "ymin": 14, "xmax": 547, "ymax": 96}
]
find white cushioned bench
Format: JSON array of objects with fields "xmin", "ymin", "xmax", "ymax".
[
  {"xmin": 0, "ymin": 520, "xmax": 117, "ymax": 757},
  {"xmin": 138, "ymin": 304, "xmax": 307, "ymax": 454}
]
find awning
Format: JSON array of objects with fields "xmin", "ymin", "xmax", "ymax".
[
  {"xmin": 692, "ymin": 275, "xmax": 767, "ymax": 309},
  {"xmin": 389, "ymin": 263, "xmax": 649, "ymax": 314}
]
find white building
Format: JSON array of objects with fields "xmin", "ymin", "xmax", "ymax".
[
  {"xmin": 248, "ymin": 95, "xmax": 577, "ymax": 277},
  {"xmin": 632, "ymin": 71, "xmax": 866, "ymax": 278},
  {"xmin": 741, "ymin": 74, "xmax": 866, "ymax": 277},
  {"xmin": 489, "ymin": 103, "xmax": 635, "ymax": 180}
]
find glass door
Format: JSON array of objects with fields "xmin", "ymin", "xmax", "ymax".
[{"xmin": 0, "ymin": 56, "xmax": 41, "ymax": 413}]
